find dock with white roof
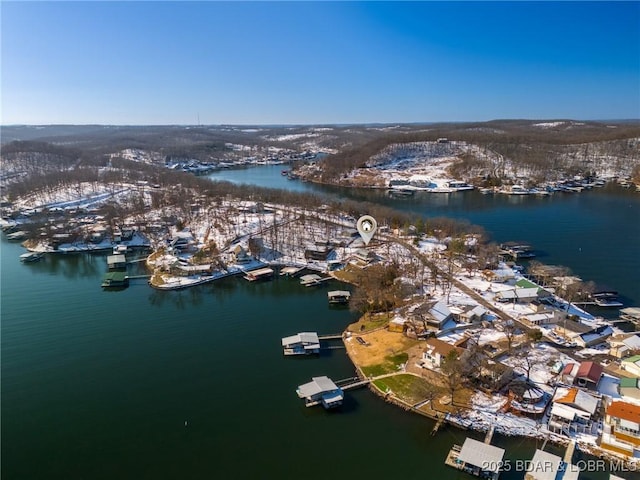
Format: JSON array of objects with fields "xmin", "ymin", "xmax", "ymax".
[
  {"xmin": 445, "ymin": 437, "xmax": 505, "ymax": 480},
  {"xmin": 281, "ymin": 332, "xmax": 321, "ymax": 355}
]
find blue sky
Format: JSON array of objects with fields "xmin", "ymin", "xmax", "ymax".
[{"xmin": 1, "ymin": 1, "xmax": 638, "ymax": 125}]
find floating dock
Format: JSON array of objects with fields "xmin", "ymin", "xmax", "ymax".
[
  {"xmin": 243, "ymin": 267, "xmax": 274, "ymax": 281},
  {"xmin": 300, "ymin": 274, "xmax": 331, "ymax": 286},
  {"xmin": 296, "ymin": 376, "xmax": 344, "ymax": 409},
  {"xmin": 280, "ymin": 266, "xmax": 305, "ymax": 277},
  {"xmin": 445, "ymin": 437, "xmax": 505, "ymax": 480},
  {"xmin": 328, "ymin": 290, "xmax": 351, "ymax": 304},
  {"xmin": 281, "ymin": 332, "xmax": 320, "ymax": 356},
  {"xmin": 101, "ymin": 271, "xmax": 129, "ymax": 288}
]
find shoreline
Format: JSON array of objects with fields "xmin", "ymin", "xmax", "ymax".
[{"xmin": 341, "ymin": 319, "xmax": 640, "ymax": 471}]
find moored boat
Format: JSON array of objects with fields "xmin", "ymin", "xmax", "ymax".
[{"xmin": 20, "ymin": 251, "xmax": 44, "ymax": 262}]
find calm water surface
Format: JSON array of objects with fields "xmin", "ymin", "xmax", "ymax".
[{"xmin": 2, "ymin": 165, "xmax": 638, "ymax": 479}]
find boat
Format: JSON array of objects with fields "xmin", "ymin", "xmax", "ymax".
[
  {"xmin": 113, "ymin": 244, "xmax": 128, "ymax": 255},
  {"xmin": 592, "ymin": 291, "xmax": 623, "ymax": 308},
  {"xmin": 594, "ymin": 298, "xmax": 623, "ymax": 308},
  {"xmin": 6, "ymin": 230, "xmax": 28, "ymax": 241},
  {"xmin": 504, "ymin": 185, "xmax": 530, "ymax": 195},
  {"xmin": 20, "ymin": 251, "xmax": 44, "ymax": 262},
  {"xmin": 387, "ymin": 188, "xmax": 415, "ymax": 197},
  {"xmin": 499, "ymin": 242, "xmax": 536, "ymax": 259},
  {"xmin": 446, "ymin": 180, "xmax": 474, "ymax": 191},
  {"xmin": 281, "ymin": 169, "xmax": 289, "ymax": 176}
]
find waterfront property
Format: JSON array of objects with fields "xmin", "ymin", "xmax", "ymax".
[
  {"xmin": 421, "ymin": 337, "xmax": 465, "ymax": 370},
  {"xmin": 296, "ymin": 376, "xmax": 344, "ymax": 409},
  {"xmin": 548, "ymin": 387, "xmax": 599, "ymax": 435},
  {"xmin": 281, "ymin": 332, "xmax": 321, "ymax": 356},
  {"xmin": 601, "ymin": 400, "xmax": 640, "ymax": 457},
  {"xmin": 445, "ymin": 437, "xmax": 505, "ymax": 480}
]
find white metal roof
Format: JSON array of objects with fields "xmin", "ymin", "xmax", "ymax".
[
  {"xmin": 297, "ymin": 376, "xmax": 339, "ymax": 398},
  {"xmin": 550, "ymin": 403, "xmax": 577, "ymax": 421},
  {"xmin": 107, "ymin": 254, "xmax": 126, "ymax": 263},
  {"xmin": 282, "ymin": 332, "xmax": 320, "ymax": 347},
  {"xmin": 457, "ymin": 438, "xmax": 505, "ymax": 473},
  {"xmin": 527, "ymin": 449, "xmax": 561, "ymax": 480},
  {"xmin": 563, "ymin": 464, "xmax": 581, "ymax": 480},
  {"xmin": 328, "ymin": 290, "xmax": 351, "ymax": 298}
]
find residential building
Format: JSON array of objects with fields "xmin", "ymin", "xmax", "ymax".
[
  {"xmin": 601, "ymin": 401, "xmax": 640, "ymax": 457},
  {"xmin": 619, "ymin": 378, "xmax": 640, "ymax": 401},
  {"xmin": 548, "ymin": 387, "xmax": 600, "ymax": 435},
  {"xmin": 621, "ymin": 355, "xmax": 640, "ymax": 377},
  {"xmin": 421, "ymin": 337, "xmax": 464, "ymax": 370}
]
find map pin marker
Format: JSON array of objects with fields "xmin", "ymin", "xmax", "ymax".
[{"xmin": 356, "ymin": 215, "xmax": 377, "ymax": 245}]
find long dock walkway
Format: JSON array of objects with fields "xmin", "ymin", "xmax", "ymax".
[
  {"xmin": 318, "ymin": 334, "xmax": 343, "ymax": 340},
  {"xmin": 485, "ymin": 423, "xmax": 495, "ymax": 444},
  {"xmin": 564, "ymin": 439, "xmax": 576, "ymax": 464}
]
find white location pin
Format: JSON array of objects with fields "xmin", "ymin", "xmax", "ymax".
[{"xmin": 356, "ymin": 215, "xmax": 377, "ymax": 245}]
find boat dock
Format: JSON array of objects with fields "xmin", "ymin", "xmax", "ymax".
[
  {"xmin": 281, "ymin": 332, "xmax": 346, "ymax": 355},
  {"xmin": 300, "ymin": 274, "xmax": 331, "ymax": 286},
  {"xmin": 280, "ymin": 266, "xmax": 305, "ymax": 277},
  {"xmin": 243, "ymin": 267, "xmax": 274, "ymax": 281},
  {"xmin": 444, "ymin": 437, "xmax": 504, "ymax": 480},
  {"xmin": 328, "ymin": 290, "xmax": 351, "ymax": 304}
]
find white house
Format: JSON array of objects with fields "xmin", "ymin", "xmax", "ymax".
[{"xmin": 421, "ymin": 337, "xmax": 464, "ymax": 370}]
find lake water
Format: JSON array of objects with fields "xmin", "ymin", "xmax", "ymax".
[{"xmin": 2, "ymin": 165, "xmax": 638, "ymax": 479}]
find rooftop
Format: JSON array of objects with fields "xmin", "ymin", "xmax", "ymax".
[
  {"xmin": 527, "ymin": 449, "xmax": 561, "ymax": 480},
  {"xmin": 607, "ymin": 401, "xmax": 640, "ymax": 424},
  {"xmin": 576, "ymin": 361, "xmax": 604, "ymax": 383},
  {"xmin": 457, "ymin": 438, "xmax": 505, "ymax": 473},
  {"xmin": 424, "ymin": 337, "xmax": 463, "ymax": 358},
  {"xmin": 297, "ymin": 376, "xmax": 340, "ymax": 398},
  {"xmin": 620, "ymin": 377, "xmax": 639, "ymax": 389}
]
